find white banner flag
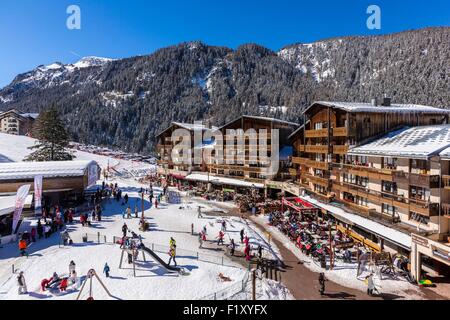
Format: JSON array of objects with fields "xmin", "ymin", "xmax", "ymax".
[
  {"xmin": 34, "ymin": 175, "xmax": 43, "ymax": 216},
  {"xmin": 12, "ymin": 184, "xmax": 31, "ymax": 234}
]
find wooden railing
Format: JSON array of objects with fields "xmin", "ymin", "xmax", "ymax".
[
  {"xmin": 303, "ymin": 173, "xmax": 330, "ymax": 188},
  {"xmin": 305, "ymin": 145, "xmax": 329, "ymax": 154},
  {"xmin": 332, "ymin": 145, "xmax": 349, "ymax": 155},
  {"xmin": 305, "ymin": 129, "xmax": 328, "ymax": 138}
]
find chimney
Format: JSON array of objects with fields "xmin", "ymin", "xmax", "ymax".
[
  {"xmin": 382, "ymin": 94, "xmax": 391, "ymax": 107},
  {"xmin": 371, "ymin": 98, "xmax": 378, "ymax": 107}
]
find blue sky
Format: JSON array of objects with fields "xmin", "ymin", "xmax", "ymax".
[{"xmin": 0, "ymin": 0, "xmax": 449, "ymax": 87}]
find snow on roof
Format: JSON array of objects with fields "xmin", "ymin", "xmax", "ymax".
[
  {"xmin": 309, "ymin": 101, "xmax": 450, "ymax": 114},
  {"xmin": 186, "ymin": 173, "xmax": 265, "ymax": 189},
  {"xmin": 20, "ymin": 113, "xmax": 39, "ymax": 119},
  {"xmin": 220, "ymin": 115, "xmax": 299, "ymax": 130},
  {"xmin": 301, "ymin": 194, "xmax": 411, "ymax": 249},
  {"xmin": 172, "ymin": 122, "xmax": 209, "ymax": 131},
  {"xmin": 349, "ymin": 125, "xmax": 450, "ymax": 159},
  {"xmin": 0, "ymin": 160, "xmax": 98, "ymax": 180},
  {"xmin": 439, "ymin": 146, "xmax": 450, "ymax": 160},
  {"xmin": 0, "ymin": 195, "xmax": 33, "ymax": 216}
]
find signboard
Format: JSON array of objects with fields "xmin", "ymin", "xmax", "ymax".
[
  {"xmin": 12, "ymin": 184, "xmax": 31, "ymax": 234},
  {"xmin": 266, "ymin": 181, "xmax": 284, "ymax": 189},
  {"xmin": 412, "ymin": 234, "xmax": 429, "ymax": 248},
  {"xmin": 34, "ymin": 175, "xmax": 43, "ymax": 217},
  {"xmin": 87, "ymin": 163, "xmax": 99, "ymax": 188}
]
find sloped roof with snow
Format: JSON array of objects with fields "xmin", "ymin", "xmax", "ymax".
[
  {"xmin": 439, "ymin": 146, "xmax": 450, "ymax": 160},
  {"xmin": 0, "ymin": 160, "xmax": 98, "ymax": 180},
  {"xmin": 0, "ymin": 195, "xmax": 33, "ymax": 216},
  {"xmin": 349, "ymin": 125, "xmax": 450, "ymax": 159},
  {"xmin": 308, "ymin": 101, "xmax": 450, "ymax": 114},
  {"xmin": 219, "ymin": 115, "xmax": 299, "ymax": 130}
]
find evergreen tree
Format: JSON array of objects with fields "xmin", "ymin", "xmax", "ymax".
[{"xmin": 24, "ymin": 106, "xmax": 75, "ymax": 161}]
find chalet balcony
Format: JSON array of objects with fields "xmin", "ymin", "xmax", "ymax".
[
  {"xmin": 292, "ymin": 157, "xmax": 329, "ymax": 170},
  {"xmin": 341, "ymin": 200, "xmax": 375, "ymax": 217},
  {"xmin": 442, "ymin": 175, "xmax": 450, "ymax": 190},
  {"xmin": 305, "ymin": 145, "xmax": 329, "ymax": 154},
  {"xmin": 332, "ymin": 145, "xmax": 349, "ymax": 155},
  {"xmin": 332, "ymin": 127, "xmax": 356, "ymax": 137},
  {"xmin": 208, "ymin": 163, "xmax": 265, "ymax": 173},
  {"xmin": 292, "ymin": 157, "xmax": 308, "ymax": 165},
  {"xmin": 305, "ymin": 129, "xmax": 328, "ymax": 138},
  {"xmin": 409, "ymin": 198, "xmax": 439, "ymax": 217},
  {"xmin": 394, "ymin": 172, "xmax": 440, "ymax": 188},
  {"xmin": 296, "ymin": 145, "xmax": 306, "ymax": 152},
  {"xmin": 442, "ymin": 203, "xmax": 450, "ymax": 217},
  {"xmin": 288, "ymin": 168, "xmax": 298, "ymax": 176},
  {"xmin": 303, "ymin": 173, "xmax": 330, "ymax": 188}
]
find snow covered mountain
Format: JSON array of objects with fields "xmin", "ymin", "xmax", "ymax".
[{"xmin": 1, "ymin": 28, "xmax": 449, "ymax": 154}]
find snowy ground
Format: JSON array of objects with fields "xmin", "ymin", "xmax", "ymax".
[
  {"xmin": 252, "ymin": 215, "xmax": 431, "ymax": 300},
  {"xmin": 0, "ymin": 177, "xmax": 288, "ymax": 300}
]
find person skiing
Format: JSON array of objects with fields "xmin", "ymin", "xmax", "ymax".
[
  {"xmin": 168, "ymin": 245, "xmax": 177, "ymax": 266},
  {"xmin": 217, "ymin": 231, "xmax": 225, "ymax": 246},
  {"xmin": 318, "ymin": 273, "xmax": 326, "ymax": 296},
  {"xmin": 19, "ymin": 239, "xmax": 27, "ymax": 257},
  {"xmin": 37, "ymin": 220, "xmax": 43, "ymax": 239},
  {"xmin": 17, "ymin": 271, "xmax": 27, "ymax": 295},
  {"xmin": 69, "ymin": 261, "xmax": 76, "ymax": 275},
  {"xmin": 229, "ymin": 239, "xmax": 236, "ymax": 256},
  {"xmin": 240, "ymin": 228, "xmax": 245, "ymax": 243},
  {"xmin": 103, "ymin": 263, "xmax": 110, "ymax": 278},
  {"xmin": 122, "ymin": 223, "xmax": 128, "ymax": 237}
]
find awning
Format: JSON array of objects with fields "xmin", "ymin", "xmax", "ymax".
[{"xmin": 185, "ymin": 173, "xmax": 265, "ymax": 189}]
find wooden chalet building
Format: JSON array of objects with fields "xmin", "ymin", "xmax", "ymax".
[{"xmin": 0, "ymin": 109, "xmax": 38, "ymax": 136}]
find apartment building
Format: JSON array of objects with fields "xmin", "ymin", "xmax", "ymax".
[
  {"xmin": 0, "ymin": 109, "xmax": 38, "ymax": 136},
  {"xmin": 207, "ymin": 115, "xmax": 298, "ymax": 185},
  {"xmin": 290, "ymin": 99, "xmax": 450, "ymax": 203},
  {"xmin": 155, "ymin": 122, "xmax": 212, "ymax": 178}
]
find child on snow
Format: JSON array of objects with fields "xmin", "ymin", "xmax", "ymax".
[
  {"xmin": 69, "ymin": 261, "xmax": 76, "ymax": 275},
  {"xmin": 168, "ymin": 245, "xmax": 177, "ymax": 266},
  {"xmin": 217, "ymin": 231, "xmax": 225, "ymax": 246},
  {"xmin": 17, "ymin": 271, "xmax": 27, "ymax": 295},
  {"xmin": 19, "ymin": 239, "xmax": 27, "ymax": 257},
  {"xmin": 103, "ymin": 263, "xmax": 110, "ymax": 277}
]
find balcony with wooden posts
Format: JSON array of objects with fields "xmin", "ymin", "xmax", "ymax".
[
  {"xmin": 442, "ymin": 175, "xmax": 450, "ymax": 190},
  {"xmin": 340, "ymin": 200, "xmax": 375, "ymax": 217},
  {"xmin": 303, "ymin": 173, "xmax": 330, "ymax": 188},
  {"xmin": 332, "ymin": 127, "xmax": 356, "ymax": 137},
  {"xmin": 442, "ymin": 203, "xmax": 450, "ymax": 218},
  {"xmin": 332, "ymin": 145, "xmax": 349, "ymax": 155},
  {"xmin": 305, "ymin": 129, "xmax": 328, "ymax": 138},
  {"xmin": 332, "ymin": 162, "xmax": 399, "ymax": 182},
  {"xmin": 292, "ymin": 157, "xmax": 330, "ymax": 170},
  {"xmin": 394, "ymin": 172, "xmax": 440, "ymax": 188},
  {"xmin": 305, "ymin": 145, "xmax": 329, "ymax": 154},
  {"xmin": 409, "ymin": 198, "xmax": 439, "ymax": 217}
]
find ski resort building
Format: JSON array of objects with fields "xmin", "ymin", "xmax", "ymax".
[
  {"xmin": 206, "ymin": 115, "xmax": 298, "ymax": 184},
  {"xmin": 0, "ymin": 109, "xmax": 38, "ymax": 136},
  {"xmin": 0, "ymin": 160, "xmax": 100, "ymax": 205},
  {"xmin": 286, "ymin": 100, "xmax": 450, "ymax": 281},
  {"xmin": 156, "ymin": 122, "xmax": 213, "ymax": 180}
]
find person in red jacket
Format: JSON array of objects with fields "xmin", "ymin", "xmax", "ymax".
[
  {"xmin": 41, "ymin": 278, "xmax": 52, "ymax": 292},
  {"xmin": 80, "ymin": 214, "xmax": 86, "ymax": 226},
  {"xmin": 59, "ymin": 278, "xmax": 68, "ymax": 292},
  {"xmin": 19, "ymin": 239, "xmax": 27, "ymax": 257}
]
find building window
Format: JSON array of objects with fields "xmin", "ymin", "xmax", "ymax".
[
  {"xmin": 410, "ymin": 186, "xmax": 430, "ymax": 201},
  {"xmin": 410, "ymin": 159, "xmax": 430, "ymax": 174},
  {"xmin": 383, "ymin": 157, "xmax": 398, "ymax": 170},
  {"xmin": 382, "ymin": 181, "xmax": 397, "ymax": 194},
  {"xmin": 382, "ymin": 203, "xmax": 398, "ymax": 216}
]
